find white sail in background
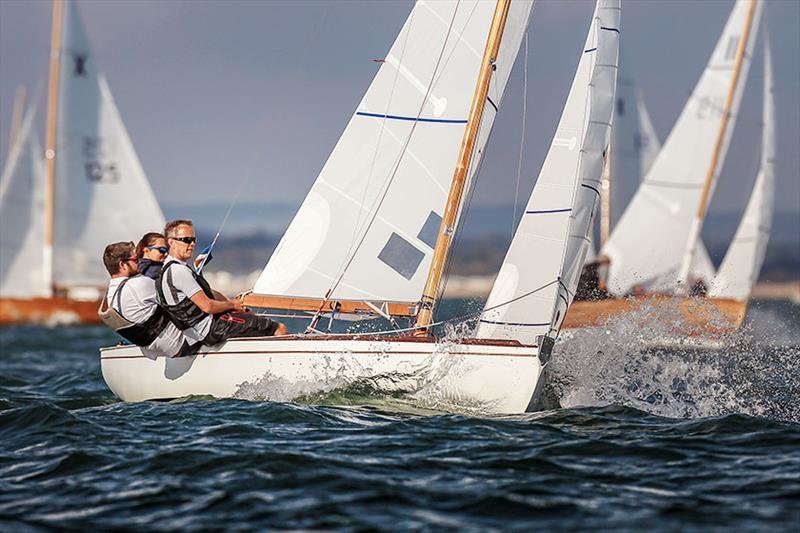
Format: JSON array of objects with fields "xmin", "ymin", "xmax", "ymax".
[
  {"xmin": 710, "ymin": 36, "xmax": 774, "ymax": 301},
  {"xmin": 477, "ymin": 0, "xmax": 620, "ymax": 343},
  {"xmin": 614, "ymin": 55, "xmax": 716, "ymax": 284},
  {"xmin": 53, "ymin": 0, "xmax": 165, "ymax": 289},
  {"xmin": 610, "ymin": 52, "xmax": 661, "ymax": 227},
  {"xmin": 254, "ymin": 1, "xmax": 534, "ymax": 304},
  {"xmin": 0, "ymin": 107, "xmax": 49, "ymax": 298},
  {"xmin": 602, "ymin": 0, "xmax": 762, "ymax": 295}
]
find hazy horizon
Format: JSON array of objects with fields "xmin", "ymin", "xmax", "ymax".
[{"xmin": 1, "ymin": 0, "xmax": 799, "ymax": 217}]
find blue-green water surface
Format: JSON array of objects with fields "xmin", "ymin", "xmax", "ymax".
[{"xmin": 1, "ymin": 300, "xmax": 799, "ymax": 530}]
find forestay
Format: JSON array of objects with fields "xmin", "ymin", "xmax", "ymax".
[
  {"xmin": 710, "ymin": 36, "xmax": 774, "ymax": 301},
  {"xmin": 254, "ymin": 0, "xmax": 534, "ymax": 304},
  {"xmin": 602, "ymin": 0, "xmax": 763, "ymax": 295},
  {"xmin": 52, "ymin": 0, "xmax": 165, "ymax": 289},
  {"xmin": 0, "ymin": 108, "xmax": 49, "ymax": 298},
  {"xmin": 477, "ymin": 0, "xmax": 620, "ymax": 344}
]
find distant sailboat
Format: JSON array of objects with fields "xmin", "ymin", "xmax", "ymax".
[
  {"xmin": 101, "ymin": 0, "xmax": 621, "ymax": 414},
  {"xmin": 564, "ymin": 0, "xmax": 772, "ymax": 334},
  {"xmin": 709, "ymin": 35, "xmax": 775, "ymax": 306},
  {"xmin": 0, "ymin": 0, "xmax": 165, "ymax": 324}
]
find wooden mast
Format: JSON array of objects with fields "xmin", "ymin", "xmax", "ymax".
[
  {"xmin": 44, "ymin": 0, "xmax": 63, "ymax": 295},
  {"xmin": 414, "ymin": 0, "xmax": 512, "ymax": 333},
  {"xmin": 7, "ymin": 85, "xmax": 26, "ymax": 159},
  {"xmin": 600, "ymin": 141, "xmax": 612, "ymax": 247},
  {"xmin": 677, "ymin": 0, "xmax": 757, "ymax": 287}
]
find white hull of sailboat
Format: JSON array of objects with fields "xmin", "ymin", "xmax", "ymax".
[{"xmin": 100, "ymin": 336, "xmax": 544, "ymax": 414}]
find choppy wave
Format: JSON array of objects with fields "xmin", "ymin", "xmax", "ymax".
[
  {"xmin": 549, "ymin": 299, "xmax": 800, "ymax": 422},
  {"xmin": 1, "ymin": 302, "xmax": 800, "ymax": 529}
]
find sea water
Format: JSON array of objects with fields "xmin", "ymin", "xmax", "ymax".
[{"xmin": 1, "ymin": 300, "xmax": 798, "ymax": 530}]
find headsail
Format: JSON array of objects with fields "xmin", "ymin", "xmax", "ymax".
[
  {"xmin": 52, "ymin": 0, "xmax": 165, "ymax": 289},
  {"xmin": 710, "ymin": 34, "xmax": 774, "ymax": 301},
  {"xmin": 0, "ymin": 107, "xmax": 49, "ymax": 298},
  {"xmin": 253, "ymin": 1, "xmax": 534, "ymax": 305},
  {"xmin": 477, "ymin": 0, "xmax": 620, "ymax": 343},
  {"xmin": 602, "ymin": 0, "xmax": 762, "ymax": 295}
]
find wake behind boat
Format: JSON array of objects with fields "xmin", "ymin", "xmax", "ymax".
[{"xmin": 101, "ymin": 0, "xmax": 621, "ymax": 413}]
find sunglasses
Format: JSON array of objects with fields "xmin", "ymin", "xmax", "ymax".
[
  {"xmin": 147, "ymin": 246, "xmax": 169, "ymax": 254},
  {"xmin": 121, "ymin": 256, "xmax": 137, "ymax": 264},
  {"xmin": 172, "ymin": 236, "xmax": 197, "ymax": 245}
]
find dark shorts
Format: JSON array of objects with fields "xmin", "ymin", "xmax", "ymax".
[{"xmin": 204, "ymin": 312, "xmax": 279, "ymax": 345}]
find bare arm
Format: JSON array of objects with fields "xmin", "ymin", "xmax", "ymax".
[
  {"xmin": 190, "ymin": 291, "xmax": 245, "ymax": 314},
  {"xmin": 211, "ymin": 289, "xmax": 229, "ymax": 302}
]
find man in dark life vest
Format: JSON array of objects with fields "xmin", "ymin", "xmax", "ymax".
[
  {"xmin": 98, "ymin": 241, "xmax": 194, "ymax": 357},
  {"xmin": 156, "ymin": 219, "xmax": 288, "ymax": 346}
]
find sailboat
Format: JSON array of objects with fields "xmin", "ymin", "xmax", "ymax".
[
  {"xmin": 562, "ymin": 0, "xmax": 772, "ymax": 335},
  {"xmin": 0, "ymin": 0, "xmax": 165, "ymax": 325},
  {"xmin": 100, "ymin": 0, "xmax": 621, "ymax": 414}
]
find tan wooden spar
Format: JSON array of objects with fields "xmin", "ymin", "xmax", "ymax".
[
  {"xmin": 43, "ymin": 0, "xmax": 64, "ymax": 292},
  {"xmin": 243, "ymin": 294, "xmax": 418, "ymax": 318},
  {"xmin": 600, "ymin": 142, "xmax": 612, "ymax": 247},
  {"xmin": 677, "ymin": 0, "xmax": 758, "ymax": 284},
  {"xmin": 414, "ymin": 0, "xmax": 511, "ymax": 333}
]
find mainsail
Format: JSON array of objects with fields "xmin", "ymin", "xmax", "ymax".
[
  {"xmin": 0, "ymin": 107, "xmax": 49, "ymax": 298},
  {"xmin": 602, "ymin": 0, "xmax": 762, "ymax": 295},
  {"xmin": 710, "ymin": 35, "xmax": 775, "ymax": 301},
  {"xmin": 52, "ymin": 0, "xmax": 165, "ymax": 289},
  {"xmin": 477, "ymin": 0, "xmax": 620, "ymax": 344},
  {"xmin": 611, "ymin": 51, "xmax": 716, "ymax": 285},
  {"xmin": 253, "ymin": 0, "xmax": 534, "ymax": 305}
]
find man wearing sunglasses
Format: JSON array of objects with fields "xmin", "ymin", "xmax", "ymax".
[
  {"xmin": 99, "ymin": 241, "xmax": 191, "ymax": 358},
  {"xmin": 157, "ymin": 219, "xmax": 287, "ymax": 347}
]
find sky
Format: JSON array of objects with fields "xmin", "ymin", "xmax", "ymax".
[{"xmin": 1, "ymin": 0, "xmax": 799, "ymax": 219}]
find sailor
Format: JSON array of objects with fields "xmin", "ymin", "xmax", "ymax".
[
  {"xmin": 98, "ymin": 241, "xmax": 194, "ymax": 358},
  {"xmin": 156, "ymin": 219, "xmax": 287, "ymax": 346},
  {"xmin": 136, "ymin": 232, "xmax": 168, "ymax": 279}
]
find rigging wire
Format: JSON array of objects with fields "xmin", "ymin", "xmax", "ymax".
[
  {"xmin": 512, "ymin": 30, "xmax": 529, "ymax": 235},
  {"xmin": 259, "ymin": 277, "xmax": 560, "ymax": 338},
  {"xmin": 196, "ymin": 166, "xmax": 252, "ymax": 274},
  {"xmin": 339, "ymin": 5, "xmax": 415, "ymax": 277},
  {"xmin": 309, "ymin": 3, "xmax": 462, "ymax": 325}
]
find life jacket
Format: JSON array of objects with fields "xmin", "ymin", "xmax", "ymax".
[
  {"xmin": 156, "ymin": 260, "xmax": 215, "ymax": 331},
  {"xmin": 98, "ymin": 277, "xmax": 172, "ymax": 346},
  {"xmin": 138, "ymin": 258, "xmax": 163, "ymax": 280}
]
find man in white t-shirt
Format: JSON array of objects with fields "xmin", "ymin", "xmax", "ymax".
[
  {"xmin": 156, "ymin": 219, "xmax": 287, "ymax": 345},
  {"xmin": 99, "ymin": 241, "xmax": 193, "ymax": 358}
]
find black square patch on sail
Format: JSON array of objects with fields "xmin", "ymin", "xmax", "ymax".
[
  {"xmin": 378, "ymin": 232, "xmax": 425, "ymax": 280},
  {"xmin": 417, "ymin": 211, "xmax": 441, "ymax": 249}
]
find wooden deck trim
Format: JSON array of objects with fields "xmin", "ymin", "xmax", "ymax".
[
  {"xmin": 243, "ymin": 294, "xmax": 418, "ymax": 317},
  {"xmin": 563, "ymin": 295, "xmax": 747, "ymax": 333}
]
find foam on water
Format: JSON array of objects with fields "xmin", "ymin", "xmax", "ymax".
[
  {"xmin": 549, "ymin": 299, "xmax": 800, "ymax": 421},
  {"xmin": 230, "ymin": 325, "xmax": 501, "ymax": 415}
]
